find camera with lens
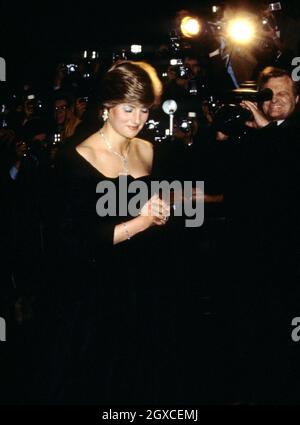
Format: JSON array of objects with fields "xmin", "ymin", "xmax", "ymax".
[
  {"xmin": 261, "ymin": 14, "xmax": 278, "ymax": 32},
  {"xmin": 174, "ymin": 112, "xmax": 197, "ymax": 145},
  {"xmin": 178, "ymin": 118, "xmax": 193, "ymax": 133},
  {"xmin": 24, "ymin": 94, "xmax": 43, "ymax": 116},
  {"xmin": 259, "ymin": 2, "xmax": 281, "ymax": 44},
  {"xmin": 212, "ymin": 88, "xmax": 273, "ymax": 140},
  {"xmin": 66, "ymin": 64, "xmax": 78, "ymax": 74},
  {"xmin": 213, "ymin": 104, "xmax": 253, "ymax": 140},
  {"xmin": 170, "ymin": 58, "xmax": 193, "ymax": 79},
  {"xmin": 177, "ymin": 65, "xmax": 191, "ymax": 79},
  {"xmin": 78, "ymin": 96, "xmax": 89, "ymax": 104},
  {"xmin": 168, "ymin": 30, "xmax": 194, "ymax": 80},
  {"xmin": 144, "ymin": 118, "xmax": 170, "ymax": 143}
]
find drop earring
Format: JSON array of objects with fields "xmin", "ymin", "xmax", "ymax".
[{"xmin": 102, "ymin": 109, "xmax": 108, "ymax": 122}]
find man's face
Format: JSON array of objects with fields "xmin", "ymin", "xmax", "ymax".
[
  {"xmin": 54, "ymin": 99, "xmax": 68, "ymax": 125},
  {"xmin": 262, "ymin": 76, "xmax": 299, "ymax": 121},
  {"xmin": 184, "ymin": 58, "xmax": 201, "ymax": 78}
]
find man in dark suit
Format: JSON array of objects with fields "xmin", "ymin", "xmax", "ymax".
[
  {"xmin": 240, "ymin": 66, "xmax": 299, "ymax": 259},
  {"xmin": 221, "ymin": 67, "xmax": 300, "ymax": 403}
]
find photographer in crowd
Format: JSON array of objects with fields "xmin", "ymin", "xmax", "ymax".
[
  {"xmin": 218, "ymin": 66, "xmax": 300, "ymax": 403},
  {"xmin": 227, "ymin": 66, "xmax": 300, "ymax": 264}
]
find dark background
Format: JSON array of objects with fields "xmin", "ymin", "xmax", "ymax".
[
  {"xmin": 0, "ymin": 0, "xmax": 200, "ymax": 85},
  {"xmin": 1, "ymin": 0, "xmax": 300, "ymax": 87}
]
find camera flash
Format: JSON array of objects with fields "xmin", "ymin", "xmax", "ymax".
[{"xmin": 130, "ymin": 45, "xmax": 142, "ymax": 54}]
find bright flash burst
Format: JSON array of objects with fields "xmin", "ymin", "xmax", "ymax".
[
  {"xmin": 227, "ymin": 18, "xmax": 256, "ymax": 44},
  {"xmin": 180, "ymin": 16, "xmax": 202, "ymax": 38}
]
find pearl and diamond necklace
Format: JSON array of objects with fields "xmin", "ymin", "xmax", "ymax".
[{"xmin": 99, "ymin": 130, "xmax": 130, "ymax": 175}]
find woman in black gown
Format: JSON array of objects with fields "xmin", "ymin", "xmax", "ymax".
[{"xmin": 43, "ymin": 60, "xmax": 182, "ymax": 404}]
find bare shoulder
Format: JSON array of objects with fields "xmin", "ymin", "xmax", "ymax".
[
  {"xmin": 76, "ymin": 132, "xmax": 102, "ymax": 158},
  {"xmin": 133, "ymin": 137, "xmax": 153, "ymax": 157},
  {"xmin": 77, "ymin": 132, "xmax": 99, "ymax": 150},
  {"xmin": 131, "ymin": 137, "xmax": 154, "ymax": 173}
]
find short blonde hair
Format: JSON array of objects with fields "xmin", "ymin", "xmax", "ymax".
[{"xmin": 258, "ymin": 66, "xmax": 299, "ymax": 96}]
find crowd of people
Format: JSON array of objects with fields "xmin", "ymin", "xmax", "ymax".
[{"xmin": 1, "ymin": 22, "xmax": 300, "ymax": 405}]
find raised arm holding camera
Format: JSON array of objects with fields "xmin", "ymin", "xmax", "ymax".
[{"xmin": 242, "ymin": 66, "xmax": 299, "ymax": 128}]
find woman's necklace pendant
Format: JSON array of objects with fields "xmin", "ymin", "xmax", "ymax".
[{"xmin": 100, "ymin": 131, "xmax": 130, "ymax": 176}]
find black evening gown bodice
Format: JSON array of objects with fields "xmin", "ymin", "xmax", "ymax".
[{"xmin": 43, "ymin": 145, "xmax": 179, "ymax": 404}]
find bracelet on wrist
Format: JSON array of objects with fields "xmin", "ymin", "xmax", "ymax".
[{"xmin": 122, "ymin": 222, "xmax": 131, "ymax": 240}]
